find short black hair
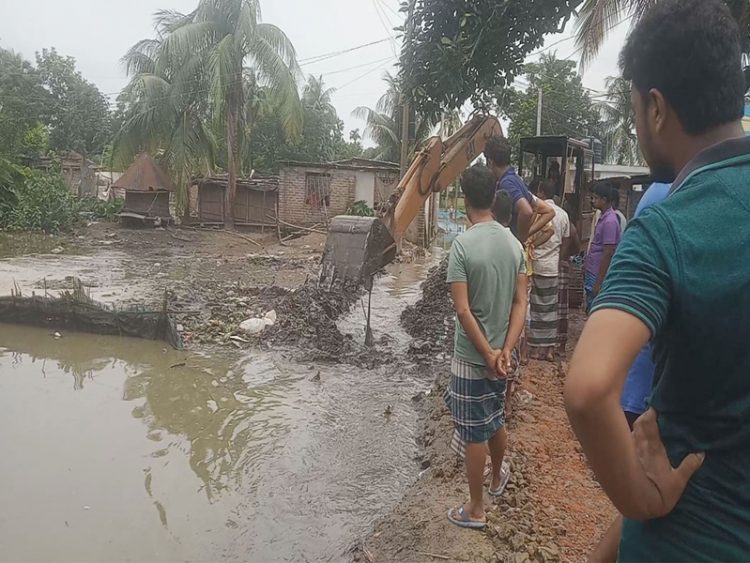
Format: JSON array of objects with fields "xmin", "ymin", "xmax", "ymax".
[
  {"xmin": 592, "ymin": 180, "xmax": 617, "ymax": 203},
  {"xmin": 528, "ymin": 178, "xmax": 541, "ymax": 195},
  {"xmin": 540, "ymin": 179, "xmax": 557, "ymax": 200},
  {"xmin": 620, "ymin": 0, "xmax": 744, "ymax": 134},
  {"xmin": 492, "ymin": 190, "xmax": 513, "ymax": 226},
  {"xmin": 483, "ymin": 135, "xmax": 512, "ymax": 167},
  {"xmin": 460, "ymin": 164, "xmax": 495, "ymax": 210}
]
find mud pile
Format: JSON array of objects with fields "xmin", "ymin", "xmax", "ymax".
[
  {"xmin": 400, "ymin": 257, "xmax": 454, "ymax": 359},
  {"xmin": 265, "ymin": 281, "xmax": 363, "ymax": 360}
]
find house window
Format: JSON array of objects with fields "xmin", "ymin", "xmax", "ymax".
[{"xmin": 305, "ymin": 173, "xmax": 331, "ymax": 209}]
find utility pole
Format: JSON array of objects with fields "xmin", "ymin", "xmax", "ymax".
[
  {"xmin": 400, "ymin": 0, "xmax": 416, "ymax": 177},
  {"xmin": 536, "ymin": 88, "xmax": 543, "ymax": 136}
]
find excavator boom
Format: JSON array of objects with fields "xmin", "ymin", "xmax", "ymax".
[{"xmin": 320, "ymin": 115, "xmax": 503, "ymax": 286}]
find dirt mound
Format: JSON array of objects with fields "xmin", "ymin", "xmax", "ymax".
[
  {"xmin": 264, "ymin": 281, "xmax": 362, "ymax": 360},
  {"xmin": 400, "ymin": 257, "xmax": 454, "ymax": 359}
]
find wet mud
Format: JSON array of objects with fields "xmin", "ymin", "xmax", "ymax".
[{"xmin": 400, "ymin": 257, "xmax": 454, "ymax": 361}]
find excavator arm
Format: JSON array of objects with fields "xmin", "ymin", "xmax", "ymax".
[{"xmin": 320, "ymin": 115, "xmax": 503, "ymax": 286}]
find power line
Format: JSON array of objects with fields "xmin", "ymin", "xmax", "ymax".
[
  {"xmin": 298, "ymin": 38, "xmax": 392, "ymax": 65},
  {"xmin": 335, "ymin": 58, "xmax": 395, "ymax": 90}
]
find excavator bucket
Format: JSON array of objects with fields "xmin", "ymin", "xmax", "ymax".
[{"xmin": 320, "ymin": 215, "xmax": 397, "ymax": 286}]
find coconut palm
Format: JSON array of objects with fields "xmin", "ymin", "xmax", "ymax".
[
  {"xmin": 115, "ymin": 16, "xmax": 216, "ymax": 218},
  {"xmin": 575, "ymin": 0, "xmax": 750, "ymax": 67},
  {"xmin": 598, "ymin": 76, "xmax": 641, "ymax": 165},
  {"xmin": 302, "ymin": 75, "xmax": 336, "ymax": 113},
  {"xmin": 353, "ymin": 72, "xmax": 439, "ymax": 163},
  {"xmin": 117, "ymin": 0, "xmax": 303, "ymax": 227}
]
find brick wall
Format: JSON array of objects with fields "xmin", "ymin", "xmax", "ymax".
[{"xmin": 278, "ymin": 165, "xmax": 355, "ymax": 226}]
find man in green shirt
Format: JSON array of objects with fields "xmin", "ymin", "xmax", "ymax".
[
  {"xmin": 445, "ymin": 164, "xmax": 527, "ymax": 529},
  {"xmin": 565, "ymin": 0, "xmax": 750, "ymax": 560}
]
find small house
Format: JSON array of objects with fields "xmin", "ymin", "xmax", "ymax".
[
  {"xmin": 196, "ymin": 174, "xmax": 279, "ymax": 226},
  {"xmin": 112, "ymin": 153, "xmax": 176, "ymax": 226}
]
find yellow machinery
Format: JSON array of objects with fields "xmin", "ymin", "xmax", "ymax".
[{"xmin": 320, "ymin": 115, "xmax": 503, "ymax": 286}]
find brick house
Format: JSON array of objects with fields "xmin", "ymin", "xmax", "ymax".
[{"xmin": 276, "ymin": 158, "xmax": 438, "ymax": 246}]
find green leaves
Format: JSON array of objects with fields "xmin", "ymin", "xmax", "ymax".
[
  {"xmin": 400, "ymin": 0, "xmax": 580, "ymax": 118},
  {"xmin": 2, "ymin": 171, "xmax": 80, "ymax": 233},
  {"xmin": 35, "ymin": 48, "xmax": 112, "ymax": 158},
  {"xmin": 504, "ymin": 54, "xmax": 604, "ymax": 159}
]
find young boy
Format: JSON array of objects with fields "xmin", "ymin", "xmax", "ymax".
[{"xmin": 445, "ymin": 164, "xmax": 527, "ymax": 529}]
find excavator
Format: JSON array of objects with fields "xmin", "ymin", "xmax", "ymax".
[{"xmin": 320, "ymin": 114, "xmax": 503, "ymax": 287}]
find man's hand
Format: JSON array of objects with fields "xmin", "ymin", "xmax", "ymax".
[
  {"xmin": 496, "ymin": 348, "xmax": 514, "ymax": 378},
  {"xmin": 633, "ymin": 408, "xmax": 705, "ymax": 519},
  {"xmin": 483, "ymin": 349, "xmax": 503, "ymax": 378}
]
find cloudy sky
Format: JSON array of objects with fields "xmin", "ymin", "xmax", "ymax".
[{"xmin": 0, "ymin": 0, "xmax": 630, "ymax": 138}]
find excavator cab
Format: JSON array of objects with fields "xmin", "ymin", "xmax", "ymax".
[
  {"xmin": 518, "ymin": 136, "xmax": 596, "ymax": 241},
  {"xmin": 320, "ymin": 115, "xmax": 504, "ymax": 287}
]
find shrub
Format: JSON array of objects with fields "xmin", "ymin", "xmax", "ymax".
[
  {"xmin": 4, "ymin": 172, "xmax": 80, "ymax": 233},
  {"xmin": 79, "ymin": 197, "xmax": 124, "ymax": 222},
  {"xmin": 346, "ymin": 200, "xmax": 375, "ymax": 217}
]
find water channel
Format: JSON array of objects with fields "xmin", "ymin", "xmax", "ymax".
[{"xmin": 0, "ymin": 255, "xmax": 441, "ymax": 562}]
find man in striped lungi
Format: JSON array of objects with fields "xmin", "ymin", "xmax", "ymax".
[
  {"xmin": 444, "ymin": 164, "xmax": 527, "ymax": 529},
  {"xmin": 528, "ymin": 180, "xmax": 570, "ymax": 362}
]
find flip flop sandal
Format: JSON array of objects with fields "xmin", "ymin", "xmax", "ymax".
[
  {"xmin": 488, "ymin": 462, "xmax": 511, "ymax": 497},
  {"xmin": 447, "ymin": 506, "xmax": 486, "ymax": 530}
]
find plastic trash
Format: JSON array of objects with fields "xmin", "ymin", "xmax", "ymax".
[
  {"xmin": 264, "ymin": 310, "xmax": 277, "ymax": 326},
  {"xmin": 239, "ymin": 318, "xmax": 266, "ymax": 335}
]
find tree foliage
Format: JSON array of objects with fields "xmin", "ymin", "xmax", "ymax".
[
  {"xmin": 36, "ymin": 48, "xmax": 111, "ymax": 157},
  {"xmin": 503, "ymin": 54, "xmax": 603, "ymax": 156},
  {"xmin": 575, "ymin": 0, "xmax": 750, "ymax": 67},
  {"xmin": 245, "ymin": 75, "xmax": 363, "ymax": 173},
  {"xmin": 2, "ymin": 171, "xmax": 80, "ymax": 233},
  {"xmin": 399, "ymin": 0, "xmax": 581, "ymax": 118},
  {"xmin": 598, "ymin": 76, "xmax": 641, "ymax": 165},
  {"xmin": 116, "ymin": 0, "xmax": 304, "ymax": 225},
  {"xmin": 353, "ymin": 72, "xmax": 439, "ymax": 163},
  {"xmin": 0, "ymin": 48, "xmax": 50, "ymax": 160}
]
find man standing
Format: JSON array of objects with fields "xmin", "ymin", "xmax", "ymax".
[
  {"xmin": 445, "ymin": 165, "xmax": 527, "ymax": 529},
  {"xmin": 566, "ymin": 0, "xmax": 750, "ymax": 560},
  {"xmin": 584, "ymin": 181, "xmax": 621, "ymax": 313},
  {"xmin": 527, "ymin": 180, "xmax": 570, "ymax": 362},
  {"xmin": 483, "ymin": 135, "xmax": 554, "ymax": 242}
]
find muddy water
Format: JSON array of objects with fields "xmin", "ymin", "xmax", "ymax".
[{"xmin": 0, "ymin": 257, "xmax": 440, "ymax": 562}]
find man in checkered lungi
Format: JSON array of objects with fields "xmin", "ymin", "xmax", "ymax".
[{"xmin": 444, "ymin": 165, "xmax": 528, "ymax": 529}]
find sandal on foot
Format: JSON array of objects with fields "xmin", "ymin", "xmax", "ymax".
[
  {"xmin": 447, "ymin": 506, "xmax": 486, "ymax": 529},
  {"xmin": 488, "ymin": 462, "xmax": 511, "ymax": 497}
]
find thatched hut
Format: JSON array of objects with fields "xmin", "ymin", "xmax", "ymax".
[{"xmin": 113, "ymin": 153, "xmax": 176, "ymax": 226}]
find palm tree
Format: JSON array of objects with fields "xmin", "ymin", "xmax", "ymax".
[
  {"xmin": 352, "ymin": 72, "xmax": 437, "ymax": 163},
  {"xmin": 117, "ymin": 1, "xmax": 303, "ymax": 227},
  {"xmin": 575, "ymin": 0, "xmax": 750, "ymax": 67},
  {"xmin": 598, "ymin": 76, "xmax": 641, "ymax": 165},
  {"xmin": 115, "ymin": 14, "xmax": 216, "ymax": 219},
  {"xmin": 302, "ymin": 75, "xmax": 336, "ymax": 113}
]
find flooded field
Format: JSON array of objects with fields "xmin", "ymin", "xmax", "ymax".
[{"xmin": 0, "ymin": 244, "xmax": 440, "ymax": 562}]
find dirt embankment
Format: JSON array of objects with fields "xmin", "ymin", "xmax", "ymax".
[
  {"xmin": 400, "ymin": 257, "xmax": 454, "ymax": 361},
  {"xmin": 357, "ymin": 263, "xmax": 614, "ymax": 563}
]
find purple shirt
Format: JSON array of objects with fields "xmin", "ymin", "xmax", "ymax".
[{"xmin": 586, "ymin": 207, "xmax": 621, "ymax": 276}]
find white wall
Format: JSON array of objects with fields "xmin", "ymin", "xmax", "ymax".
[{"xmin": 354, "ymin": 171, "xmax": 376, "ymax": 207}]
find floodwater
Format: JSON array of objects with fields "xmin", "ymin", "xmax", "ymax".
[{"xmin": 0, "ymin": 254, "xmax": 441, "ymax": 562}]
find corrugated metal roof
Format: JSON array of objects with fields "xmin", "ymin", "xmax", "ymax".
[
  {"xmin": 112, "ymin": 153, "xmax": 176, "ymax": 193},
  {"xmin": 279, "ymin": 159, "xmax": 399, "ymax": 172},
  {"xmin": 197, "ymin": 174, "xmax": 280, "ymax": 192}
]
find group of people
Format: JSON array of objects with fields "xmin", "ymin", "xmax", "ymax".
[{"xmin": 442, "ymin": 0, "xmax": 750, "ymax": 560}]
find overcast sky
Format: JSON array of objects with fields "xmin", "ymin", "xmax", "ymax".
[{"xmin": 0, "ymin": 0, "xmax": 630, "ymax": 140}]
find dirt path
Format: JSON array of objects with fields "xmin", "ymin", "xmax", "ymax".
[{"xmin": 357, "ymin": 312, "xmax": 614, "ymax": 563}]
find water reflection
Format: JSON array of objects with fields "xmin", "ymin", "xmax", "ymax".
[{"xmin": 0, "ymin": 321, "xmax": 428, "ymax": 562}]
